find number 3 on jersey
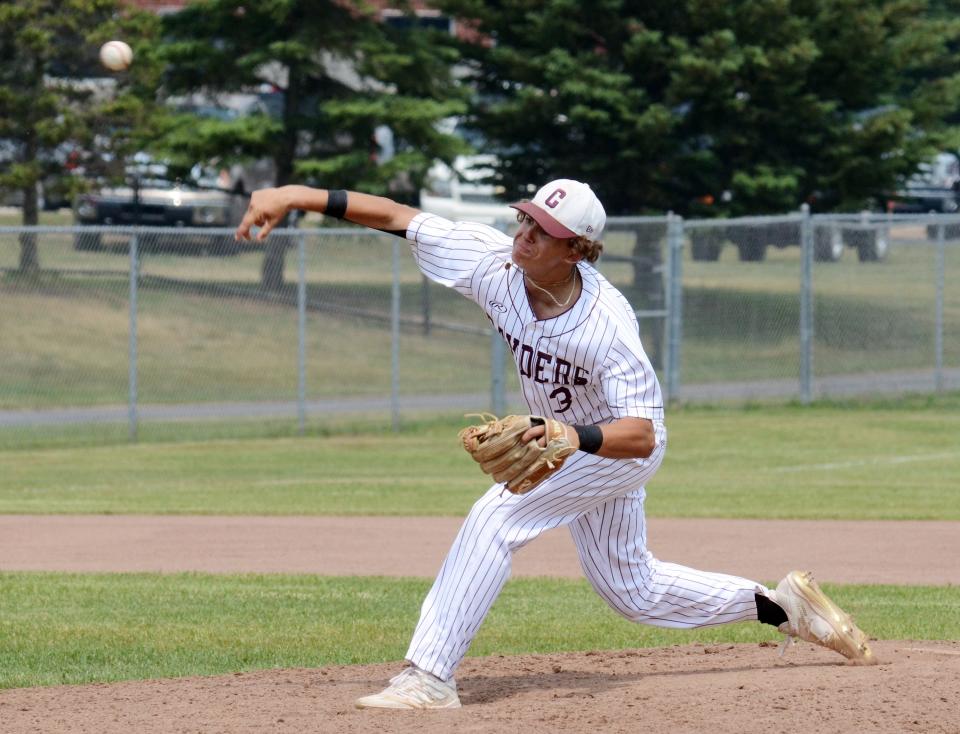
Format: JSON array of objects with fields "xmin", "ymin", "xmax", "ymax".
[{"xmin": 550, "ymin": 386, "xmax": 572, "ymax": 412}]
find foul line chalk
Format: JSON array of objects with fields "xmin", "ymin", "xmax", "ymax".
[{"xmin": 773, "ymin": 452, "xmax": 959, "ymax": 473}]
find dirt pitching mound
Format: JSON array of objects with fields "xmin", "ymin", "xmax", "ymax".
[{"xmin": 2, "ymin": 640, "xmax": 957, "ymax": 734}]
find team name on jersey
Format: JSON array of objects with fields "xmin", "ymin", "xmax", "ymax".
[{"xmin": 497, "ymin": 326, "xmax": 590, "ymax": 386}]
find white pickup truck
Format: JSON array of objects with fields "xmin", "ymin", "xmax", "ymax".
[{"xmin": 418, "ymin": 155, "xmax": 515, "ymax": 229}]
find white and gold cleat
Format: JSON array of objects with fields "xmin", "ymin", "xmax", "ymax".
[
  {"xmin": 355, "ymin": 666, "xmax": 461, "ymax": 709},
  {"xmin": 770, "ymin": 570, "xmax": 876, "ymax": 665}
]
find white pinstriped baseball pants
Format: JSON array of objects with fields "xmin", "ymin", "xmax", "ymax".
[{"xmin": 406, "ymin": 422, "xmax": 764, "ymax": 681}]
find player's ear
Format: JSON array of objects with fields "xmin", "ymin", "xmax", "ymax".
[{"xmin": 564, "ymin": 242, "xmax": 583, "ymax": 264}]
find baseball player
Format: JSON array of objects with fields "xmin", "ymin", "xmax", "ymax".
[{"xmin": 235, "ymin": 179, "xmax": 875, "ymax": 710}]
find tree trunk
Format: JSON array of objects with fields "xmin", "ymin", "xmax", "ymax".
[
  {"xmin": 18, "ymin": 231, "xmax": 39, "ymax": 273},
  {"xmin": 18, "ymin": 183, "xmax": 40, "ymax": 273},
  {"xmin": 260, "ymin": 239, "xmax": 288, "ymax": 291},
  {"xmin": 259, "ymin": 69, "xmax": 301, "ymax": 292}
]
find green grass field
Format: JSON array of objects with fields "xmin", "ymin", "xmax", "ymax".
[
  {"xmin": 2, "ymin": 221, "xmax": 958, "ymax": 691},
  {"xmin": 1, "ymin": 573, "xmax": 957, "ymax": 689},
  {"xmin": 0, "ymin": 395, "xmax": 957, "ymax": 689},
  {"xmin": 0, "ymin": 209, "xmax": 73, "ymax": 227},
  {"xmin": 1, "ymin": 396, "xmax": 957, "ymax": 518}
]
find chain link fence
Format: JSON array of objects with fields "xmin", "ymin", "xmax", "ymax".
[
  {"xmin": 1, "ymin": 211, "xmax": 957, "ymax": 445},
  {"xmin": 677, "ymin": 211, "xmax": 958, "ymax": 401}
]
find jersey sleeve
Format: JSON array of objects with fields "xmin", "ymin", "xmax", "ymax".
[
  {"xmin": 600, "ymin": 332, "xmax": 665, "ymax": 421},
  {"xmin": 406, "ymin": 212, "xmax": 512, "ymax": 294}
]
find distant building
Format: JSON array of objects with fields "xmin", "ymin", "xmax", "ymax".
[
  {"xmin": 127, "ymin": 0, "xmax": 445, "ymax": 20},
  {"xmin": 124, "ymin": 1, "xmax": 473, "ymax": 37},
  {"xmin": 125, "ymin": 0, "xmax": 186, "ymax": 13}
]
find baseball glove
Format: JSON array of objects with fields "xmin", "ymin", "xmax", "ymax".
[{"xmin": 458, "ymin": 414, "xmax": 576, "ymax": 494}]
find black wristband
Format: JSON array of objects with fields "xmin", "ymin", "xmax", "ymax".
[
  {"xmin": 573, "ymin": 424, "xmax": 603, "ymax": 454},
  {"xmin": 325, "ymin": 189, "xmax": 348, "ymax": 219}
]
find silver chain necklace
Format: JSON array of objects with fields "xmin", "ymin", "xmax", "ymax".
[{"xmin": 524, "ymin": 267, "xmax": 579, "ymax": 308}]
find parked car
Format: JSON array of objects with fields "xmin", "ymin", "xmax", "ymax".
[
  {"xmin": 885, "ymin": 152, "xmax": 960, "ymax": 239},
  {"xmin": 688, "ymin": 213, "xmax": 888, "ymax": 264},
  {"xmin": 418, "ymin": 155, "xmax": 515, "ymax": 227},
  {"xmin": 888, "ymin": 152, "xmax": 960, "ymax": 215},
  {"xmin": 73, "ymin": 154, "xmax": 247, "ymax": 255},
  {"xmin": 192, "ymin": 157, "xmax": 275, "ymax": 197}
]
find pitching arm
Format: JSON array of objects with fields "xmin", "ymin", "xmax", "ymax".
[{"xmin": 235, "ymin": 185, "xmax": 420, "ymax": 241}]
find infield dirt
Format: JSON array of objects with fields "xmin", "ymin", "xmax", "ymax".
[
  {"xmin": 2, "ymin": 641, "xmax": 958, "ymax": 734},
  {"xmin": 1, "ymin": 516, "xmax": 958, "ymax": 733}
]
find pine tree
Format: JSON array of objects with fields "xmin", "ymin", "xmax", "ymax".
[
  {"xmin": 0, "ymin": 0, "xmax": 159, "ymax": 271},
  {"xmin": 157, "ymin": 0, "xmax": 469, "ymax": 289},
  {"xmin": 435, "ymin": 0, "xmax": 960, "ymax": 216}
]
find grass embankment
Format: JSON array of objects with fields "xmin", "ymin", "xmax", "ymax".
[{"xmin": 2, "ymin": 231, "xmax": 958, "ymax": 410}]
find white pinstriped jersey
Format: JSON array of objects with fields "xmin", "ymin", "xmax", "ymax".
[
  {"xmin": 406, "ymin": 212, "xmax": 664, "ymax": 428},
  {"xmin": 401, "ymin": 212, "xmax": 764, "ymax": 683}
]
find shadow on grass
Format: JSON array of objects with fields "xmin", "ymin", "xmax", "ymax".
[{"xmin": 2, "ymin": 266, "xmax": 936, "ymax": 350}]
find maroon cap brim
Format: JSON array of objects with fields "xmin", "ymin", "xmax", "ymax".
[{"xmin": 509, "ymin": 201, "xmax": 577, "ymax": 239}]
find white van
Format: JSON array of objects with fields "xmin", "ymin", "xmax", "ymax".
[
  {"xmin": 891, "ymin": 151, "xmax": 960, "ymax": 213},
  {"xmin": 419, "ymin": 154, "xmax": 515, "ymax": 228}
]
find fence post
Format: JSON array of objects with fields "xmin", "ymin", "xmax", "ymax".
[
  {"xmin": 665, "ymin": 213, "xmax": 684, "ymax": 401},
  {"xmin": 391, "ymin": 237, "xmax": 401, "ymax": 431},
  {"xmin": 935, "ymin": 224, "xmax": 946, "ymax": 392},
  {"xmin": 127, "ymin": 232, "xmax": 139, "ymax": 442},
  {"xmin": 421, "ymin": 274, "xmax": 432, "ymax": 336},
  {"xmin": 799, "ymin": 205, "xmax": 814, "ymax": 404},
  {"xmin": 297, "ymin": 231, "xmax": 307, "ymax": 434}
]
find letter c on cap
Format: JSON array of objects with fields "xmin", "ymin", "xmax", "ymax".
[{"xmin": 545, "ymin": 189, "xmax": 566, "ymax": 208}]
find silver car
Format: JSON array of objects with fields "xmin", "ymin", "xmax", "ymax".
[{"xmin": 73, "ymin": 155, "xmax": 248, "ymax": 255}]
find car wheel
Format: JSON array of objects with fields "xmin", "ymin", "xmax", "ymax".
[
  {"xmin": 73, "ymin": 231, "xmax": 102, "ymax": 251},
  {"xmin": 929, "ymin": 223, "xmax": 960, "ymax": 240},
  {"xmin": 690, "ymin": 230, "xmax": 723, "ymax": 261},
  {"xmin": 856, "ymin": 229, "xmax": 889, "ymax": 262},
  {"xmin": 814, "ymin": 227, "xmax": 844, "ymax": 262},
  {"xmin": 736, "ymin": 240, "xmax": 767, "ymax": 261}
]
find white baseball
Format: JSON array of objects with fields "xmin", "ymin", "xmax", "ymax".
[{"xmin": 99, "ymin": 41, "xmax": 133, "ymax": 72}]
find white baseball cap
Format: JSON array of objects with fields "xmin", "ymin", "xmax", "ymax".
[{"xmin": 510, "ymin": 179, "xmax": 606, "ymax": 240}]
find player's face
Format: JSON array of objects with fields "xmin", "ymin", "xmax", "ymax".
[{"xmin": 512, "ymin": 213, "xmax": 577, "ymax": 272}]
